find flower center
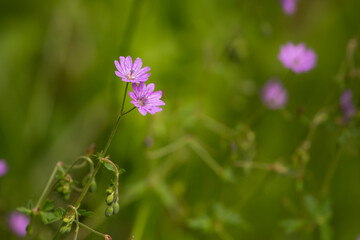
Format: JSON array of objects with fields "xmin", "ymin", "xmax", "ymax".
[
  {"xmin": 137, "ymin": 97, "xmax": 146, "ymax": 106},
  {"xmin": 126, "ymin": 70, "xmax": 136, "ymax": 80}
]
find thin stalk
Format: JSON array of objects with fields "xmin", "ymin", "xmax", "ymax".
[
  {"xmin": 74, "ymin": 82, "xmax": 132, "ymax": 209},
  {"xmin": 69, "ymin": 206, "xmax": 79, "ymax": 240},
  {"xmin": 321, "ymin": 142, "xmax": 343, "ymax": 196},
  {"xmin": 102, "ymin": 82, "xmax": 129, "ymax": 157},
  {"xmin": 35, "ymin": 162, "xmax": 61, "ymax": 209},
  {"xmin": 74, "ymin": 162, "xmax": 102, "ymax": 208},
  {"xmin": 79, "ymin": 222, "xmax": 107, "ymax": 238},
  {"xmin": 102, "ymin": 157, "xmax": 120, "ymax": 200}
]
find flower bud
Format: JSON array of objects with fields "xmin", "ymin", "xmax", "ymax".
[
  {"xmin": 105, "ymin": 193, "xmax": 114, "ymax": 205},
  {"xmin": 90, "ymin": 180, "xmax": 97, "ymax": 192},
  {"xmin": 105, "ymin": 206, "xmax": 114, "ymax": 217},
  {"xmin": 113, "ymin": 202, "xmax": 120, "ymax": 214},
  {"xmin": 60, "ymin": 225, "xmax": 71, "ymax": 234}
]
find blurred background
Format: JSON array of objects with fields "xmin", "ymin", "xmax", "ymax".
[{"xmin": 0, "ymin": 0, "xmax": 359, "ymax": 239}]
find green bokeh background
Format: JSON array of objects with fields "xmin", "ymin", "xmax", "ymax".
[{"xmin": 0, "ymin": 0, "xmax": 359, "ymax": 239}]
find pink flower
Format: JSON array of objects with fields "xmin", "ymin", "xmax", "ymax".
[
  {"xmin": 281, "ymin": 0, "xmax": 298, "ymax": 15},
  {"xmin": 129, "ymin": 82, "xmax": 165, "ymax": 116},
  {"xmin": 340, "ymin": 89, "xmax": 356, "ymax": 123},
  {"xmin": 114, "ymin": 56, "xmax": 151, "ymax": 83},
  {"xmin": 8, "ymin": 212, "xmax": 30, "ymax": 237},
  {"xmin": 278, "ymin": 42, "xmax": 317, "ymax": 73},
  {"xmin": 261, "ymin": 79, "xmax": 288, "ymax": 109},
  {"xmin": 0, "ymin": 159, "xmax": 8, "ymax": 177}
]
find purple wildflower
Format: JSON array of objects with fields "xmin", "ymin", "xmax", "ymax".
[
  {"xmin": 261, "ymin": 79, "xmax": 288, "ymax": 109},
  {"xmin": 278, "ymin": 42, "xmax": 317, "ymax": 73},
  {"xmin": 114, "ymin": 56, "xmax": 151, "ymax": 83},
  {"xmin": 0, "ymin": 159, "xmax": 8, "ymax": 177},
  {"xmin": 129, "ymin": 82, "xmax": 165, "ymax": 116},
  {"xmin": 340, "ymin": 89, "xmax": 356, "ymax": 122},
  {"xmin": 281, "ymin": 0, "xmax": 298, "ymax": 15},
  {"xmin": 8, "ymin": 212, "xmax": 30, "ymax": 237}
]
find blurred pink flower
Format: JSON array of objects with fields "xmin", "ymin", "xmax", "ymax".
[
  {"xmin": 129, "ymin": 82, "xmax": 165, "ymax": 116},
  {"xmin": 340, "ymin": 89, "xmax": 356, "ymax": 122},
  {"xmin": 0, "ymin": 159, "xmax": 8, "ymax": 177},
  {"xmin": 8, "ymin": 212, "xmax": 30, "ymax": 237},
  {"xmin": 278, "ymin": 42, "xmax": 317, "ymax": 73},
  {"xmin": 114, "ymin": 56, "xmax": 151, "ymax": 83},
  {"xmin": 281, "ymin": 0, "xmax": 298, "ymax": 15},
  {"xmin": 261, "ymin": 79, "xmax": 288, "ymax": 109}
]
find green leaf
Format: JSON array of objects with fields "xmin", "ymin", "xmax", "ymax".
[
  {"xmin": 58, "ymin": 165, "xmax": 66, "ymax": 175},
  {"xmin": 54, "ymin": 208, "xmax": 66, "ymax": 218},
  {"xmin": 26, "ymin": 200, "xmax": 33, "ymax": 209},
  {"xmin": 304, "ymin": 195, "xmax": 318, "ymax": 219},
  {"xmin": 188, "ymin": 215, "xmax": 212, "ymax": 232},
  {"xmin": 40, "ymin": 211, "xmax": 62, "ymax": 224},
  {"xmin": 213, "ymin": 203, "xmax": 242, "ymax": 226},
  {"xmin": 41, "ymin": 200, "xmax": 54, "ymax": 212},
  {"xmin": 77, "ymin": 209, "xmax": 94, "ymax": 217},
  {"xmin": 103, "ymin": 162, "xmax": 117, "ymax": 172},
  {"xmin": 17, "ymin": 207, "xmax": 32, "ymax": 215},
  {"xmin": 280, "ymin": 218, "xmax": 305, "ymax": 234}
]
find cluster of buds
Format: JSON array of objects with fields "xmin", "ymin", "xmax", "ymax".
[
  {"xmin": 60, "ymin": 210, "xmax": 75, "ymax": 234},
  {"xmin": 56, "ymin": 174, "xmax": 74, "ymax": 200},
  {"xmin": 104, "ymin": 182, "xmax": 119, "ymax": 217},
  {"xmin": 82, "ymin": 174, "xmax": 97, "ymax": 193}
]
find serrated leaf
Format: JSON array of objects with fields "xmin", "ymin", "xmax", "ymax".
[
  {"xmin": 77, "ymin": 209, "xmax": 94, "ymax": 217},
  {"xmin": 40, "ymin": 211, "xmax": 62, "ymax": 224},
  {"xmin": 54, "ymin": 208, "xmax": 66, "ymax": 218},
  {"xmin": 17, "ymin": 207, "xmax": 32, "ymax": 215},
  {"xmin": 41, "ymin": 200, "xmax": 54, "ymax": 212}
]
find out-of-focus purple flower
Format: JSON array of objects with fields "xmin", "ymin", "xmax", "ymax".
[
  {"xmin": 114, "ymin": 56, "xmax": 151, "ymax": 83},
  {"xmin": 281, "ymin": 0, "xmax": 298, "ymax": 15},
  {"xmin": 129, "ymin": 82, "xmax": 165, "ymax": 116},
  {"xmin": 261, "ymin": 79, "xmax": 288, "ymax": 109},
  {"xmin": 0, "ymin": 159, "xmax": 8, "ymax": 177},
  {"xmin": 8, "ymin": 212, "xmax": 30, "ymax": 237},
  {"xmin": 278, "ymin": 42, "xmax": 317, "ymax": 73},
  {"xmin": 340, "ymin": 89, "xmax": 356, "ymax": 122}
]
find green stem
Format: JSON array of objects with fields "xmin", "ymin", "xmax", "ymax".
[
  {"xmin": 79, "ymin": 222, "xmax": 107, "ymax": 238},
  {"xmin": 74, "ymin": 161, "xmax": 102, "ymax": 208},
  {"xmin": 35, "ymin": 162, "xmax": 61, "ymax": 209},
  {"xmin": 102, "ymin": 83, "xmax": 129, "ymax": 157},
  {"xmin": 74, "ymin": 82, "xmax": 132, "ymax": 209},
  {"xmin": 69, "ymin": 206, "xmax": 79, "ymax": 240},
  {"xmin": 321, "ymin": 142, "xmax": 343, "ymax": 196}
]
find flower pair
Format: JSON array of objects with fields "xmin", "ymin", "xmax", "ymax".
[{"xmin": 114, "ymin": 56, "xmax": 165, "ymax": 116}]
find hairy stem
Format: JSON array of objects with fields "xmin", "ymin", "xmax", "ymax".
[{"xmin": 79, "ymin": 222, "xmax": 107, "ymax": 238}]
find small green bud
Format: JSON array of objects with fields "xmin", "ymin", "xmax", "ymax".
[
  {"xmin": 106, "ymin": 187, "xmax": 114, "ymax": 194},
  {"xmin": 60, "ymin": 225, "xmax": 71, "ymax": 234},
  {"xmin": 63, "ymin": 214, "xmax": 74, "ymax": 223},
  {"xmin": 64, "ymin": 194, "xmax": 70, "ymax": 201},
  {"xmin": 82, "ymin": 175, "xmax": 89, "ymax": 187},
  {"xmin": 56, "ymin": 186, "xmax": 63, "ymax": 192},
  {"xmin": 105, "ymin": 206, "xmax": 114, "ymax": 217},
  {"xmin": 63, "ymin": 184, "xmax": 70, "ymax": 193},
  {"xmin": 113, "ymin": 202, "xmax": 120, "ymax": 214},
  {"xmin": 105, "ymin": 193, "xmax": 114, "ymax": 205},
  {"xmin": 90, "ymin": 180, "xmax": 97, "ymax": 192}
]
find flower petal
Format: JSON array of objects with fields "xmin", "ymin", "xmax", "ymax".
[
  {"xmin": 133, "ymin": 58, "xmax": 143, "ymax": 72},
  {"xmin": 138, "ymin": 107, "xmax": 147, "ymax": 116}
]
